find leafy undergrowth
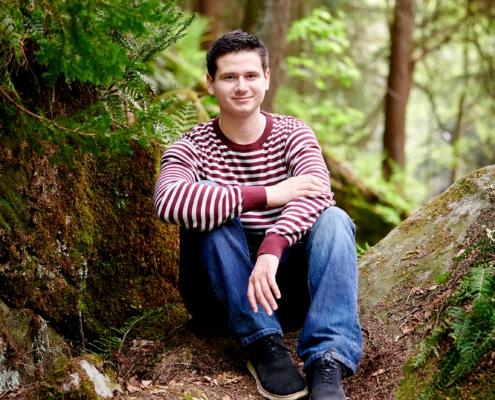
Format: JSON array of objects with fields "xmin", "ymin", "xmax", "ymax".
[
  {"xmin": 398, "ymin": 227, "xmax": 495, "ymax": 400},
  {"xmin": 7, "ymin": 227, "xmax": 495, "ymax": 399}
]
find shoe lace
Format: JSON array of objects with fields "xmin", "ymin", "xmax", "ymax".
[
  {"xmin": 265, "ymin": 335, "xmax": 290, "ymax": 360},
  {"xmin": 319, "ymin": 352, "xmax": 345, "ymax": 384}
]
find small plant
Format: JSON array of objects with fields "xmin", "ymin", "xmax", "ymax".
[
  {"xmin": 0, "ymin": 0, "xmax": 195, "ymax": 160},
  {"xmin": 410, "ymin": 225, "xmax": 495, "ymax": 400},
  {"xmin": 89, "ymin": 307, "xmax": 165, "ymax": 358}
]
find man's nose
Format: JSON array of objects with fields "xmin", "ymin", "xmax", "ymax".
[{"xmin": 236, "ymin": 77, "xmax": 247, "ymax": 91}]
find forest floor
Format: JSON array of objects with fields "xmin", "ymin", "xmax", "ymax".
[
  {"xmin": 105, "ymin": 314, "xmax": 406, "ymax": 400},
  {"xmin": 5, "ymin": 314, "xmax": 406, "ymax": 400}
]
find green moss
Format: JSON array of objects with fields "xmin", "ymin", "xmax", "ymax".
[
  {"xmin": 0, "ymin": 139, "xmax": 185, "ymax": 351},
  {"xmin": 0, "ymin": 168, "xmax": 29, "ymax": 232},
  {"xmin": 399, "ymin": 359, "xmax": 495, "ymax": 400},
  {"xmin": 33, "ymin": 355, "xmax": 115, "ymax": 400},
  {"xmin": 398, "ymin": 357, "xmax": 438, "ymax": 400}
]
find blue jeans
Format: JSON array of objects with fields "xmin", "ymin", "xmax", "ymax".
[{"xmin": 179, "ymin": 206, "xmax": 362, "ymax": 374}]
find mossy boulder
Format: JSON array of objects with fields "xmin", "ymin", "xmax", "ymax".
[
  {"xmin": 346, "ymin": 165, "xmax": 495, "ymax": 399},
  {"xmin": 34, "ymin": 354, "xmax": 122, "ymax": 399},
  {"xmin": 359, "ymin": 165, "xmax": 495, "ymax": 320},
  {"xmin": 0, "ymin": 140, "xmax": 186, "ymax": 348}
]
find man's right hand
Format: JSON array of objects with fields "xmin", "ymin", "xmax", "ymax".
[{"xmin": 264, "ymin": 174, "xmax": 327, "ymax": 208}]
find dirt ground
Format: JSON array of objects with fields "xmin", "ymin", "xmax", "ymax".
[
  {"xmin": 3, "ymin": 287, "xmax": 437, "ymax": 400},
  {"xmin": 106, "ymin": 315, "xmax": 406, "ymax": 400},
  {"xmin": 2, "ymin": 316, "xmax": 405, "ymax": 400}
]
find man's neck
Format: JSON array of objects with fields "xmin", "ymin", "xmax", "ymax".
[{"xmin": 219, "ymin": 112, "xmax": 266, "ymax": 145}]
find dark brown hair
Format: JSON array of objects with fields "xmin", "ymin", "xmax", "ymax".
[{"xmin": 206, "ymin": 30, "xmax": 269, "ymax": 80}]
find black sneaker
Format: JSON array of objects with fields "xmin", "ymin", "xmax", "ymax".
[
  {"xmin": 246, "ymin": 334, "xmax": 308, "ymax": 400},
  {"xmin": 305, "ymin": 352, "xmax": 347, "ymax": 400}
]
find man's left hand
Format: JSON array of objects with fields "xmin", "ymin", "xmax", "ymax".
[{"xmin": 247, "ymin": 253, "xmax": 281, "ymax": 316}]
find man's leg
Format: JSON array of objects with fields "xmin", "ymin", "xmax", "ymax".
[
  {"xmin": 180, "ymin": 218, "xmax": 282, "ymax": 343},
  {"xmin": 298, "ymin": 207, "xmax": 362, "ymax": 399},
  {"xmin": 180, "ymin": 218, "xmax": 308, "ymax": 400}
]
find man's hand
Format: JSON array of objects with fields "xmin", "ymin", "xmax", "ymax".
[
  {"xmin": 247, "ymin": 253, "xmax": 280, "ymax": 316},
  {"xmin": 265, "ymin": 174, "xmax": 327, "ymax": 207}
]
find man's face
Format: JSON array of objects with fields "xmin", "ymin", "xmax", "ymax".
[{"xmin": 206, "ymin": 50, "xmax": 270, "ymax": 119}]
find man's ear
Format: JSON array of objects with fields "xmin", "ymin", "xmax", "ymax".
[
  {"xmin": 206, "ymin": 73, "xmax": 215, "ymax": 95},
  {"xmin": 265, "ymin": 68, "xmax": 271, "ymax": 90}
]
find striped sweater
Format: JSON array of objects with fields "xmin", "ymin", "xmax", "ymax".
[{"xmin": 154, "ymin": 111, "xmax": 335, "ymax": 259}]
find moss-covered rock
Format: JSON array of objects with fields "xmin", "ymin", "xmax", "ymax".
[
  {"xmin": 34, "ymin": 354, "xmax": 122, "ymax": 399},
  {"xmin": 0, "ymin": 139, "xmax": 187, "ymax": 349},
  {"xmin": 0, "ymin": 299, "xmax": 71, "ymax": 390},
  {"xmin": 359, "ymin": 165, "xmax": 495, "ymax": 320},
  {"xmin": 350, "ymin": 165, "xmax": 495, "ymax": 399}
]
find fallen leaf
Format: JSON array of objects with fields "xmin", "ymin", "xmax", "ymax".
[
  {"xmin": 372, "ymin": 368, "xmax": 386, "ymax": 377},
  {"xmin": 401, "ymin": 325, "xmax": 415, "ymax": 335},
  {"xmin": 127, "ymin": 384, "xmax": 141, "ymax": 394}
]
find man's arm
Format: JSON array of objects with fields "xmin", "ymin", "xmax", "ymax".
[
  {"xmin": 154, "ymin": 139, "xmax": 267, "ymax": 230},
  {"xmin": 247, "ymin": 122, "xmax": 333, "ymax": 315},
  {"xmin": 248, "ymin": 174, "xmax": 327, "ymax": 315}
]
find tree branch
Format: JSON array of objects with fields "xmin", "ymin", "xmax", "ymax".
[{"xmin": 0, "ymin": 85, "xmax": 96, "ymax": 137}]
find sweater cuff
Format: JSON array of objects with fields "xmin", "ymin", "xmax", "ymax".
[
  {"xmin": 240, "ymin": 186, "xmax": 267, "ymax": 211},
  {"xmin": 257, "ymin": 233, "xmax": 290, "ymax": 260}
]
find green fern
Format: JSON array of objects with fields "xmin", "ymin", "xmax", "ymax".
[
  {"xmin": 415, "ymin": 230, "xmax": 495, "ymax": 399},
  {"xmin": 88, "ymin": 307, "xmax": 164, "ymax": 357},
  {"xmin": 410, "ymin": 325, "xmax": 445, "ymax": 369},
  {"xmin": 170, "ymin": 101, "xmax": 199, "ymax": 133},
  {"xmin": 0, "ymin": 0, "xmax": 196, "ymax": 160}
]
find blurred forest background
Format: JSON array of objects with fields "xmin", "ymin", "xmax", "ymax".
[
  {"xmin": 1, "ymin": 2, "xmax": 494, "ymax": 396},
  {"xmin": 166, "ymin": 0, "xmax": 495, "ymax": 218},
  {"xmin": 2, "ymin": 0, "xmax": 494, "ymax": 220}
]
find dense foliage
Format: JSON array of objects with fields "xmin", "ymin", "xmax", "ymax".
[
  {"xmin": 410, "ymin": 226, "xmax": 495, "ymax": 399},
  {"xmin": 0, "ymin": 0, "xmax": 194, "ymax": 160}
]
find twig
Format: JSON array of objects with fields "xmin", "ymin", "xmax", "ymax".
[
  {"xmin": 398, "ymin": 306, "xmax": 421, "ymax": 321},
  {"xmin": 79, "ymin": 310, "xmax": 86, "ymax": 353},
  {"xmin": 0, "ymin": 85, "xmax": 96, "ymax": 137}
]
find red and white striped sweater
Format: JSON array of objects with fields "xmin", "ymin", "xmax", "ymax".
[{"xmin": 154, "ymin": 111, "xmax": 335, "ymax": 259}]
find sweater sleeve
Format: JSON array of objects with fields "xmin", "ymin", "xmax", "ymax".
[
  {"xmin": 257, "ymin": 122, "xmax": 335, "ymax": 259},
  {"xmin": 154, "ymin": 138, "xmax": 267, "ymax": 231}
]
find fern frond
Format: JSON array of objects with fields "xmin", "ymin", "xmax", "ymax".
[
  {"xmin": 170, "ymin": 101, "xmax": 199, "ymax": 133},
  {"xmin": 138, "ymin": 13, "xmax": 195, "ymax": 65},
  {"xmin": 447, "ymin": 329, "xmax": 495, "ymax": 386},
  {"xmin": 136, "ymin": 70, "xmax": 158, "ymax": 96},
  {"xmin": 417, "ymin": 237, "xmax": 495, "ymax": 398},
  {"xmin": 88, "ymin": 307, "xmax": 164, "ymax": 357},
  {"xmin": 468, "ymin": 264, "xmax": 495, "ymax": 302},
  {"xmin": 0, "ymin": 13, "xmax": 23, "ymax": 64},
  {"xmin": 410, "ymin": 326, "xmax": 445, "ymax": 368}
]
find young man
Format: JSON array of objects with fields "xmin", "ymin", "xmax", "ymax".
[{"xmin": 154, "ymin": 30, "xmax": 362, "ymax": 400}]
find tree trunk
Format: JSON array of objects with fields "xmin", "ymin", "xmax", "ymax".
[
  {"xmin": 197, "ymin": 0, "xmax": 219, "ymax": 50},
  {"xmin": 241, "ymin": 0, "xmax": 291, "ymax": 112},
  {"xmin": 382, "ymin": 0, "xmax": 415, "ymax": 181}
]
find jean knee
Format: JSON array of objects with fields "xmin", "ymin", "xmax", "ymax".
[{"xmin": 316, "ymin": 207, "xmax": 355, "ymax": 235}]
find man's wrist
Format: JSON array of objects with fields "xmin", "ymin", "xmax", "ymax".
[
  {"xmin": 241, "ymin": 186, "xmax": 267, "ymax": 210},
  {"xmin": 257, "ymin": 233, "xmax": 289, "ymax": 260}
]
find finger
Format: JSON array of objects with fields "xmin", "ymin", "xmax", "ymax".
[
  {"xmin": 267, "ymin": 275, "xmax": 281, "ymax": 300},
  {"xmin": 247, "ymin": 281, "xmax": 259, "ymax": 313},
  {"xmin": 305, "ymin": 176, "xmax": 327, "ymax": 190},
  {"xmin": 293, "ymin": 176, "xmax": 326, "ymax": 192},
  {"xmin": 260, "ymin": 280, "xmax": 280, "ymax": 314},
  {"xmin": 255, "ymin": 281, "xmax": 275, "ymax": 316}
]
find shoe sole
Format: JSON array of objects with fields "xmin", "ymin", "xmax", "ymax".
[{"xmin": 246, "ymin": 360, "xmax": 309, "ymax": 400}]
